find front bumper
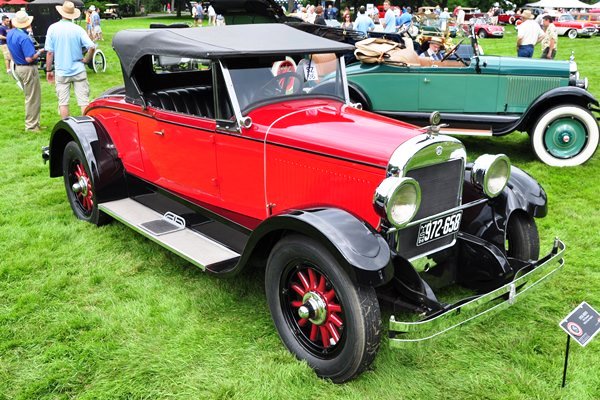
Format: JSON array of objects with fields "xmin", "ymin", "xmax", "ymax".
[
  {"xmin": 388, "ymin": 238, "xmax": 565, "ymax": 346},
  {"xmin": 578, "ymin": 29, "xmax": 596, "ymax": 37}
]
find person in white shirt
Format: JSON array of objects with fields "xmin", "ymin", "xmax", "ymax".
[
  {"xmin": 207, "ymin": 4, "xmax": 216, "ymax": 26},
  {"xmin": 516, "ymin": 10, "xmax": 544, "ymax": 57},
  {"xmin": 439, "ymin": 7, "xmax": 450, "ymax": 32},
  {"xmin": 456, "ymin": 6, "xmax": 465, "ymax": 27}
]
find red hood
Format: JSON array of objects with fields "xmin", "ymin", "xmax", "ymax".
[{"xmin": 249, "ymin": 99, "xmax": 421, "ymax": 168}]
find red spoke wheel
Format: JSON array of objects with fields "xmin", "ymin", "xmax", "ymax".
[
  {"xmin": 266, "ymin": 234, "xmax": 380, "ymax": 383},
  {"xmin": 62, "ymin": 142, "xmax": 108, "ymax": 225}
]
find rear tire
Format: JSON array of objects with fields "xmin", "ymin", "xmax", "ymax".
[{"xmin": 265, "ymin": 235, "xmax": 381, "ymax": 383}]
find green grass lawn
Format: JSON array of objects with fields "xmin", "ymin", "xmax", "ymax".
[{"xmin": 1, "ymin": 18, "xmax": 599, "ymax": 399}]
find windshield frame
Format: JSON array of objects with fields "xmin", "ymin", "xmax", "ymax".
[{"xmin": 220, "ymin": 54, "xmax": 350, "ymax": 124}]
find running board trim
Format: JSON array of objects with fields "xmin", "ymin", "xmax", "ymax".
[{"xmin": 99, "ymin": 198, "xmax": 240, "ymax": 271}]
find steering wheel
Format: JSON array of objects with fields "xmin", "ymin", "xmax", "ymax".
[
  {"xmin": 440, "ymin": 38, "xmax": 468, "ymax": 65},
  {"xmin": 258, "ymin": 72, "xmax": 303, "ymax": 97}
]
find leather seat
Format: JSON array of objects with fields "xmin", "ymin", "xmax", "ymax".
[{"xmin": 146, "ymin": 86, "xmax": 214, "ymax": 119}]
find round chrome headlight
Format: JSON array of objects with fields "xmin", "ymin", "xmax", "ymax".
[
  {"xmin": 471, "ymin": 154, "xmax": 511, "ymax": 198},
  {"xmin": 373, "ymin": 177, "xmax": 421, "ymax": 228}
]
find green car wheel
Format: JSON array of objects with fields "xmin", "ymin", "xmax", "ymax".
[{"xmin": 531, "ymin": 105, "xmax": 599, "ymax": 167}]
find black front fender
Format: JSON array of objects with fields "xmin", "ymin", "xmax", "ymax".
[
  {"xmin": 48, "ymin": 116, "xmax": 125, "ymax": 202},
  {"xmin": 233, "ymin": 208, "xmax": 394, "ymax": 287},
  {"xmin": 462, "ymin": 165, "xmax": 547, "ymax": 251}
]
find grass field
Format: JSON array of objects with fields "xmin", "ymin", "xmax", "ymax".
[{"xmin": 0, "ymin": 18, "xmax": 599, "ymax": 399}]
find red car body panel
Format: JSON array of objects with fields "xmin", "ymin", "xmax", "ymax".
[{"xmin": 86, "ymin": 97, "xmax": 419, "ymax": 230}]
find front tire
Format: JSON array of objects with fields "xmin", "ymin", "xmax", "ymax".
[
  {"xmin": 530, "ymin": 105, "xmax": 599, "ymax": 166},
  {"xmin": 506, "ymin": 212, "xmax": 540, "ymax": 262},
  {"xmin": 567, "ymin": 29, "xmax": 578, "ymax": 39},
  {"xmin": 265, "ymin": 235, "xmax": 381, "ymax": 383},
  {"xmin": 62, "ymin": 141, "xmax": 109, "ymax": 225},
  {"xmin": 478, "ymin": 29, "xmax": 487, "ymax": 38}
]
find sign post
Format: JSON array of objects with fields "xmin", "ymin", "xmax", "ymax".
[{"xmin": 558, "ymin": 302, "xmax": 600, "ymax": 388}]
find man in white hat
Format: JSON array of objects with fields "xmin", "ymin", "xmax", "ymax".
[
  {"xmin": 7, "ymin": 10, "xmax": 44, "ymax": 131},
  {"xmin": 420, "ymin": 37, "xmax": 446, "ymax": 61},
  {"xmin": 89, "ymin": 5, "xmax": 103, "ymax": 41},
  {"xmin": 45, "ymin": 1, "xmax": 95, "ymax": 119},
  {"xmin": 516, "ymin": 10, "xmax": 544, "ymax": 58}
]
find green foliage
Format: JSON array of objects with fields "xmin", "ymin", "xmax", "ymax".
[{"xmin": 0, "ymin": 17, "xmax": 599, "ymax": 399}]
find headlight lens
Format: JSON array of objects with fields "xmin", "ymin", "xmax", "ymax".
[
  {"xmin": 373, "ymin": 177, "xmax": 421, "ymax": 228},
  {"xmin": 471, "ymin": 154, "xmax": 511, "ymax": 198}
]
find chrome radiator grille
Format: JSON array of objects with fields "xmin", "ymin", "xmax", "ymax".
[{"xmin": 396, "ymin": 159, "xmax": 464, "ymax": 260}]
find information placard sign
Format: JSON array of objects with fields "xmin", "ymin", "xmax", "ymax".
[{"xmin": 559, "ymin": 302, "xmax": 600, "ymax": 347}]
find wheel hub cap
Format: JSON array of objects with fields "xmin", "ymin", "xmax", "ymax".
[
  {"xmin": 298, "ymin": 292, "xmax": 327, "ymax": 325},
  {"xmin": 72, "ymin": 176, "xmax": 89, "ymax": 196},
  {"xmin": 545, "ymin": 118, "xmax": 587, "ymax": 159},
  {"xmin": 286, "ymin": 267, "xmax": 344, "ymax": 350}
]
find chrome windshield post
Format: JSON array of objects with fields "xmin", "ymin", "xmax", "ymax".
[
  {"xmin": 218, "ymin": 60, "xmax": 247, "ymax": 133},
  {"xmin": 340, "ymin": 56, "xmax": 351, "ymax": 105}
]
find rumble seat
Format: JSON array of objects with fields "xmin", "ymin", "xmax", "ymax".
[{"xmin": 146, "ymin": 86, "xmax": 215, "ymax": 119}]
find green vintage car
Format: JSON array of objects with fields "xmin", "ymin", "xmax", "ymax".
[
  {"xmin": 346, "ymin": 50, "xmax": 599, "ymax": 167},
  {"xmin": 212, "ymin": 0, "xmax": 599, "ymax": 167}
]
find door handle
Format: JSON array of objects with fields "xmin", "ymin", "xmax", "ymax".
[
  {"xmin": 423, "ymin": 78, "xmax": 430, "ymax": 83},
  {"xmin": 153, "ymin": 129, "xmax": 164, "ymax": 136}
]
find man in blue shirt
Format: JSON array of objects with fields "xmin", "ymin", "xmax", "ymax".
[
  {"xmin": 7, "ymin": 11, "xmax": 43, "ymax": 131},
  {"xmin": 382, "ymin": 0, "xmax": 396, "ymax": 33},
  {"xmin": 397, "ymin": 6, "xmax": 412, "ymax": 29},
  {"xmin": 354, "ymin": 6, "xmax": 374, "ymax": 34},
  {"xmin": 1, "ymin": 15, "xmax": 11, "ymax": 74},
  {"xmin": 45, "ymin": 1, "xmax": 95, "ymax": 119}
]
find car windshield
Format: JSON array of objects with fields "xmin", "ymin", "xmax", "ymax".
[
  {"xmin": 226, "ymin": 54, "xmax": 346, "ymax": 111},
  {"xmin": 561, "ymin": 14, "xmax": 574, "ymax": 21}
]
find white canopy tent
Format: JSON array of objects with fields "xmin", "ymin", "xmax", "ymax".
[
  {"xmin": 591, "ymin": 1, "xmax": 600, "ymax": 6},
  {"xmin": 526, "ymin": 0, "xmax": 595, "ymax": 8}
]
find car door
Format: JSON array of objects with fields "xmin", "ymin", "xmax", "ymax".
[
  {"xmin": 418, "ymin": 66, "xmax": 467, "ymax": 112},
  {"xmin": 348, "ymin": 64, "xmax": 420, "ymax": 112},
  {"xmin": 139, "ymin": 108, "xmax": 220, "ymax": 200}
]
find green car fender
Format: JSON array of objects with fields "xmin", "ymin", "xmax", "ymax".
[{"xmin": 514, "ymin": 87, "xmax": 599, "ymax": 135}]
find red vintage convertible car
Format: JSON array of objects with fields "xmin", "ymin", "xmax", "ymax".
[
  {"xmin": 465, "ymin": 17, "xmax": 505, "ymax": 38},
  {"xmin": 44, "ymin": 24, "xmax": 564, "ymax": 382}
]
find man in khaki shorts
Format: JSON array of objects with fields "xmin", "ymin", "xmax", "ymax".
[{"xmin": 44, "ymin": 1, "xmax": 95, "ymax": 118}]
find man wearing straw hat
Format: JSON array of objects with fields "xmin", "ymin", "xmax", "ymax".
[
  {"xmin": 7, "ymin": 10, "xmax": 44, "ymax": 131},
  {"xmin": 45, "ymin": 1, "xmax": 95, "ymax": 119},
  {"xmin": 516, "ymin": 9, "xmax": 544, "ymax": 58},
  {"xmin": 420, "ymin": 37, "xmax": 446, "ymax": 61}
]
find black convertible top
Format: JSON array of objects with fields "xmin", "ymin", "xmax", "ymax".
[{"xmin": 113, "ymin": 24, "xmax": 354, "ymax": 77}]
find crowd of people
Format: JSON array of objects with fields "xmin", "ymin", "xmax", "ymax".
[{"xmin": 2, "ymin": 1, "xmax": 96, "ymax": 131}]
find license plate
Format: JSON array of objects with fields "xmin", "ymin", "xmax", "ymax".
[{"xmin": 416, "ymin": 211, "xmax": 462, "ymax": 246}]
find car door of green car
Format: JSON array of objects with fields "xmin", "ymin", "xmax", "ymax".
[
  {"xmin": 418, "ymin": 65, "xmax": 468, "ymax": 111},
  {"xmin": 346, "ymin": 64, "xmax": 420, "ymax": 112}
]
